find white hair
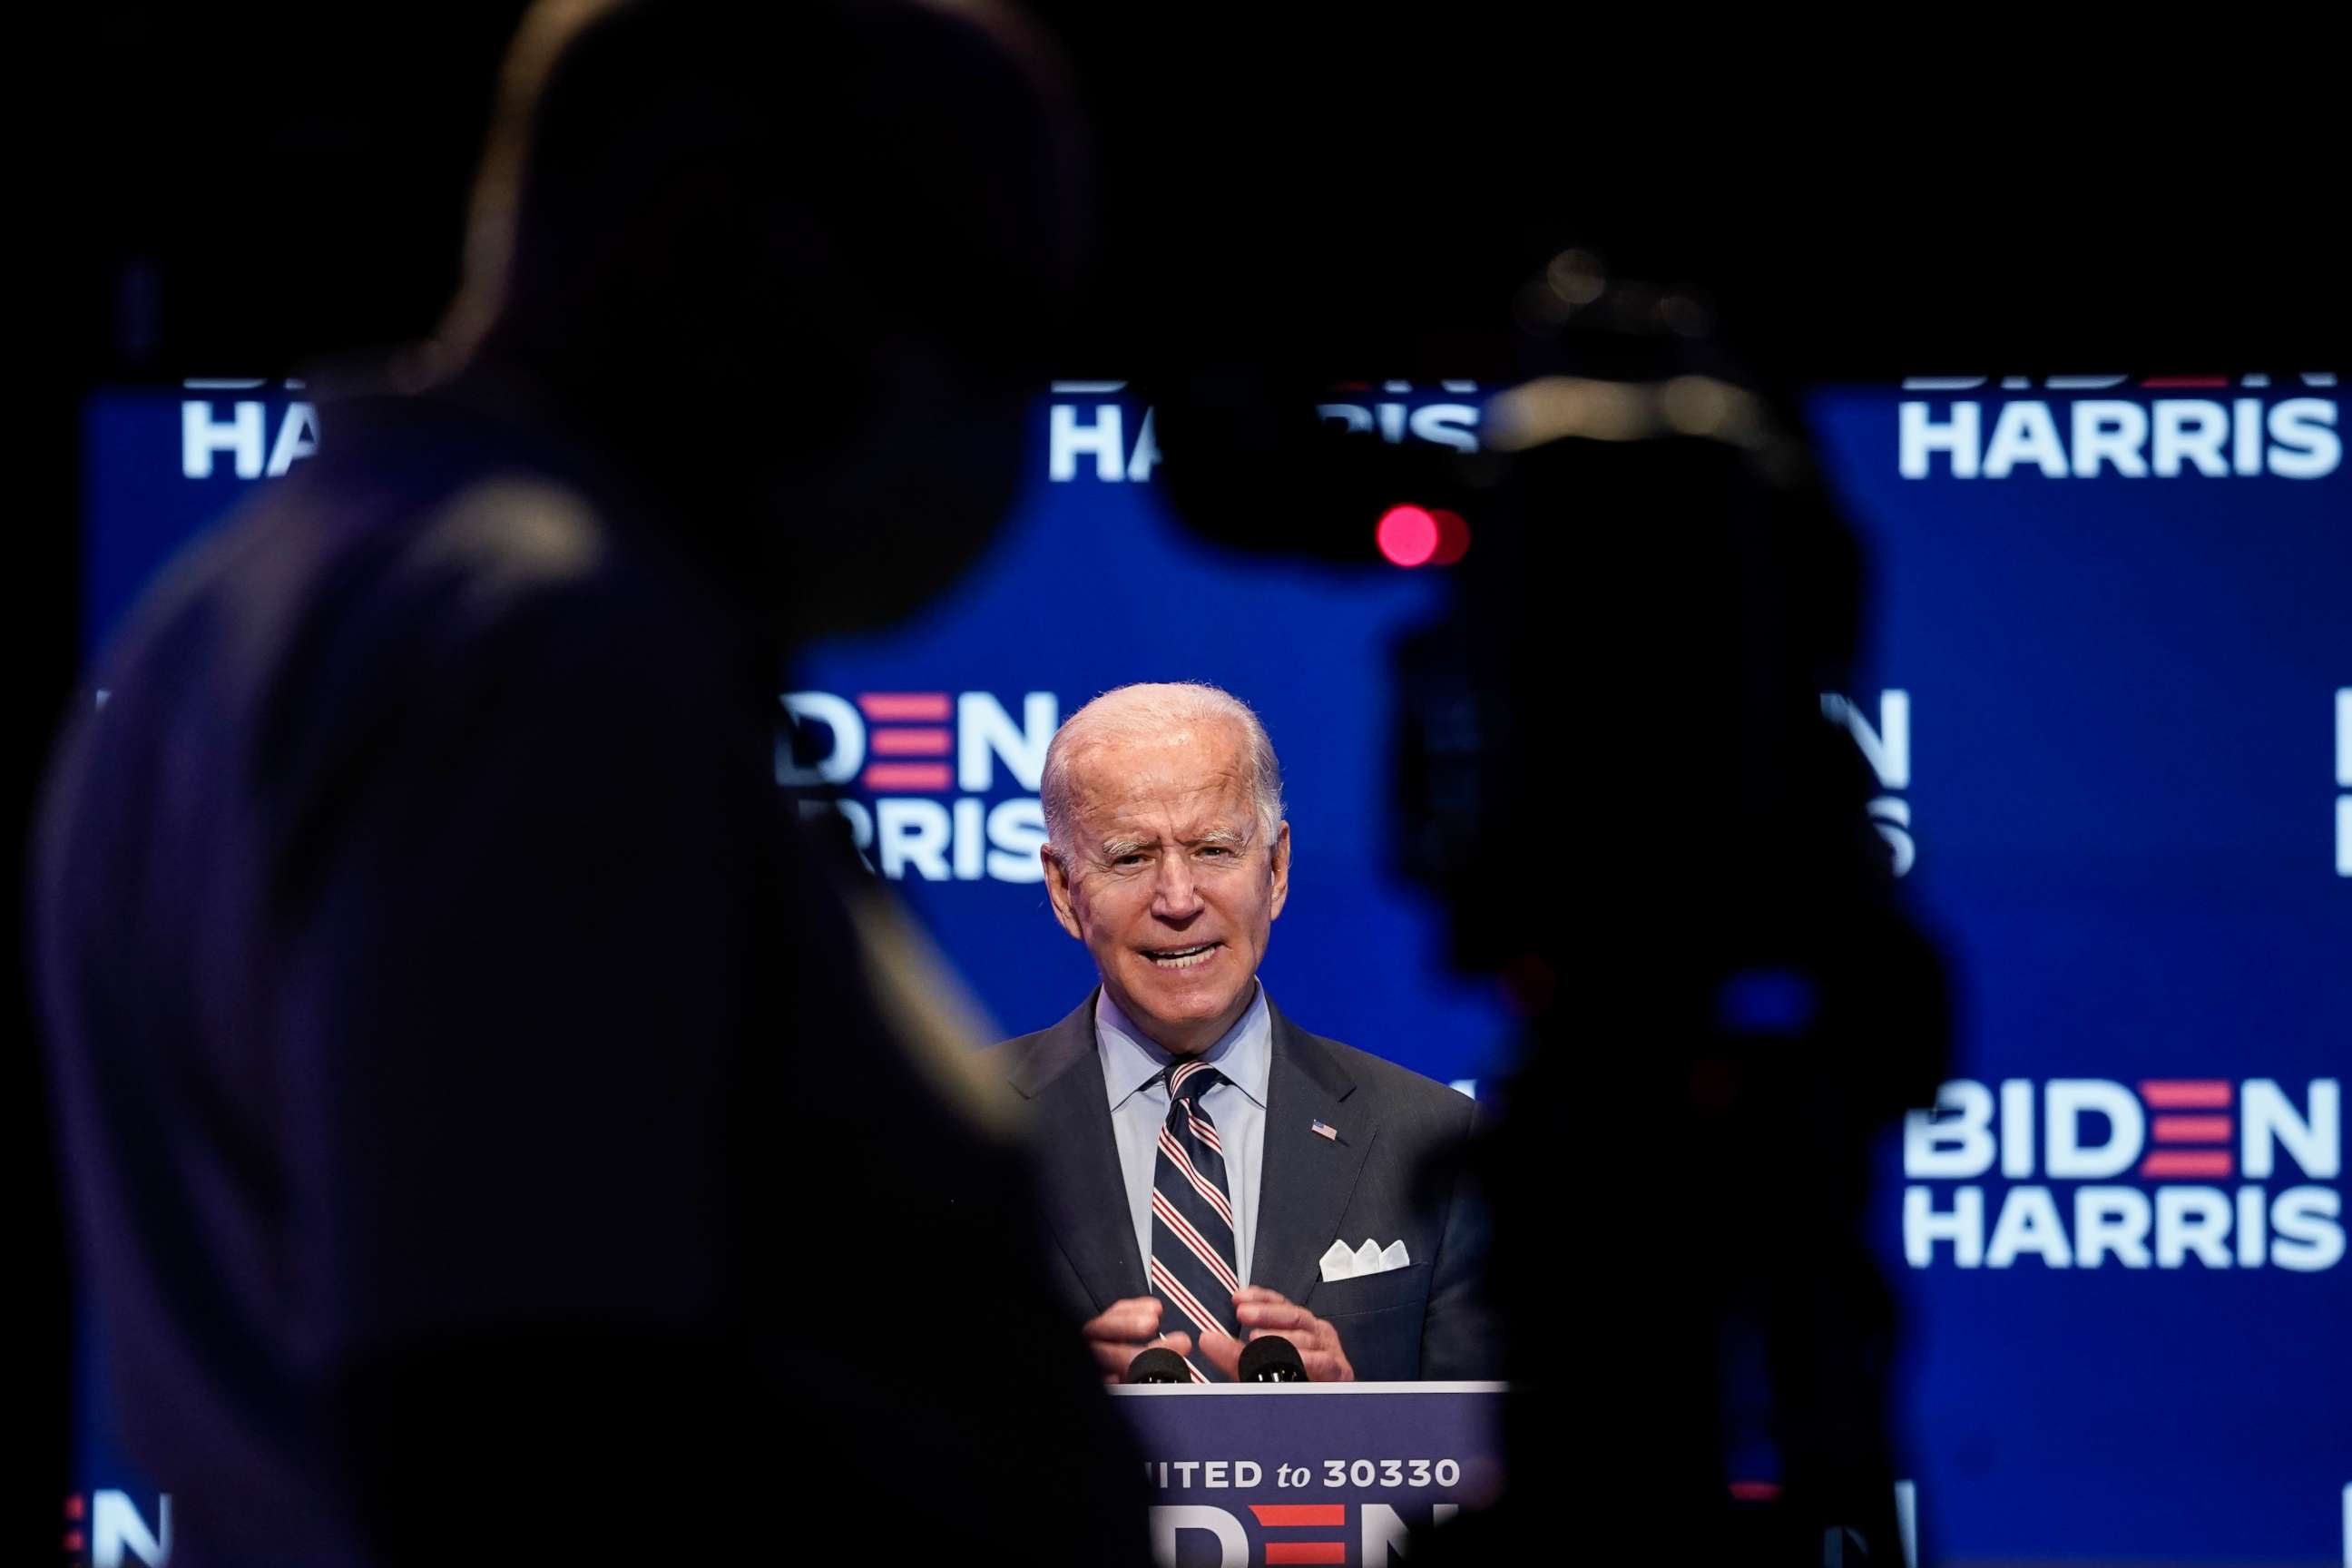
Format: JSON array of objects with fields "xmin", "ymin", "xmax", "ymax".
[{"xmin": 1041, "ymin": 682, "xmax": 1285, "ymax": 869}]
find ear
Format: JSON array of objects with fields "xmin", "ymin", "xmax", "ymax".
[
  {"xmin": 1043, "ymin": 845, "xmax": 1085, "ymax": 940},
  {"xmin": 1268, "ymin": 822, "xmax": 1291, "ymax": 920}
]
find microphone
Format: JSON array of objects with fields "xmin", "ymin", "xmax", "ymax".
[
  {"xmin": 1123, "ymin": 1347, "xmax": 1192, "ymax": 1385},
  {"xmin": 1238, "ymin": 1336, "xmax": 1308, "ymax": 1383}
]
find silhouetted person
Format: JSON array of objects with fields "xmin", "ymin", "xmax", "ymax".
[
  {"xmin": 1392, "ymin": 281, "xmax": 1949, "ymax": 1564},
  {"xmin": 34, "ymin": 3, "xmax": 1145, "ymax": 1563}
]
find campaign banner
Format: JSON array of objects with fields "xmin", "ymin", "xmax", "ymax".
[
  {"xmin": 67, "ymin": 373, "xmax": 2352, "ymax": 1563},
  {"xmin": 1110, "ymin": 1383, "xmax": 1504, "ymax": 1567}
]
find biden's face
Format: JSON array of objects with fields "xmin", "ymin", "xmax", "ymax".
[{"xmin": 1044, "ymin": 721, "xmax": 1289, "ymax": 1057}]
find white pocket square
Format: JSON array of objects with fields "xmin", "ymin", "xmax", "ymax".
[{"xmin": 1318, "ymin": 1237, "xmax": 1411, "ymax": 1282}]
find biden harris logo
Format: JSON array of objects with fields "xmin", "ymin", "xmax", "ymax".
[
  {"xmin": 62, "ymin": 1491, "xmax": 170, "ymax": 1567},
  {"xmin": 1822, "ymin": 689, "xmax": 1912, "ymax": 877},
  {"xmin": 1893, "ymin": 374, "xmax": 2339, "ymax": 481},
  {"xmin": 779, "ymin": 690, "xmax": 1055, "ymax": 883},
  {"xmin": 178, "ymin": 379, "xmax": 318, "ymax": 479},
  {"xmin": 1902, "ymin": 1078, "xmax": 2343, "ymax": 1271},
  {"xmin": 1148, "ymin": 1500, "xmax": 1461, "ymax": 1567},
  {"xmin": 1046, "ymin": 380, "xmax": 1482, "ymax": 485}
]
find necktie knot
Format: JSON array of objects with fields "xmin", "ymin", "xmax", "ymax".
[{"xmin": 1163, "ymin": 1060, "xmax": 1226, "ymax": 1111}]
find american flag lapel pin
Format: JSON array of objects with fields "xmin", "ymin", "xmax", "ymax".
[{"xmin": 1310, "ymin": 1120, "xmax": 1338, "ymax": 1142}]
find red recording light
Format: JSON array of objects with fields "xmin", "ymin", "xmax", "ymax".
[
  {"xmin": 1376, "ymin": 505, "xmax": 1439, "ymax": 567},
  {"xmin": 1429, "ymin": 508, "xmax": 1471, "ymax": 564},
  {"xmin": 1376, "ymin": 505, "xmax": 1471, "ymax": 567}
]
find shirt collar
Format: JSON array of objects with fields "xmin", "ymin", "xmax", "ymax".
[{"xmin": 1097, "ymin": 982, "xmax": 1273, "ymax": 1113}]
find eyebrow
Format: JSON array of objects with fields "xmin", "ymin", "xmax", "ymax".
[{"xmin": 1096, "ymin": 825, "xmax": 1252, "ymax": 860}]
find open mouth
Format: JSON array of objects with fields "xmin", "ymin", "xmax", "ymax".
[{"xmin": 1142, "ymin": 941, "xmax": 1222, "ymax": 971}]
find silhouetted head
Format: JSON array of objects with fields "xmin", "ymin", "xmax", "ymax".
[{"xmin": 434, "ymin": 0, "xmax": 1083, "ymax": 637}]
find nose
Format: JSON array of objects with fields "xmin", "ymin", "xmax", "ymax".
[{"xmin": 1150, "ymin": 851, "xmax": 1202, "ymax": 921}]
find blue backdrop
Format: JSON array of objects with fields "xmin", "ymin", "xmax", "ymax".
[{"xmin": 69, "ymin": 374, "xmax": 2348, "ymax": 1565}]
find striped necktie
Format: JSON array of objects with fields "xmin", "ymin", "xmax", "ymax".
[{"xmin": 1146, "ymin": 1060, "xmax": 1240, "ymax": 1384}]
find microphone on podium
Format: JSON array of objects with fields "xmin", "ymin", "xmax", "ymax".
[
  {"xmin": 1123, "ymin": 1347, "xmax": 1192, "ymax": 1384},
  {"xmin": 1238, "ymin": 1337, "xmax": 1308, "ymax": 1383}
]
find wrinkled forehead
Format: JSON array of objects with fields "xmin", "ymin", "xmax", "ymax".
[{"xmin": 1063, "ymin": 725, "xmax": 1258, "ymax": 835}]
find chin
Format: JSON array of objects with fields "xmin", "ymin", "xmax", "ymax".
[
  {"xmin": 1151, "ymin": 997, "xmax": 1231, "ymax": 1027},
  {"xmin": 1129, "ymin": 975, "xmax": 1244, "ymax": 1026}
]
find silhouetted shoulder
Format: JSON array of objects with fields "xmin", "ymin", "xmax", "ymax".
[{"xmin": 398, "ymin": 475, "xmax": 614, "ymax": 603}]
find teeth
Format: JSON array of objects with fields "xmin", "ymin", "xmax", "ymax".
[{"xmin": 1150, "ymin": 944, "xmax": 1218, "ymax": 969}]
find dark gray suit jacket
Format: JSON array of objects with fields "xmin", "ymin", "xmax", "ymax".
[{"xmin": 988, "ymin": 992, "xmax": 1497, "ymax": 1381}]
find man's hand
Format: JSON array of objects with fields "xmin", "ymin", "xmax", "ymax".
[
  {"xmin": 1081, "ymin": 1297, "xmax": 1193, "ymax": 1383},
  {"xmin": 1199, "ymin": 1287, "xmax": 1355, "ymax": 1382}
]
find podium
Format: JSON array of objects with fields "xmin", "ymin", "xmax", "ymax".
[{"xmin": 1110, "ymin": 1382, "xmax": 1504, "ymax": 1566}]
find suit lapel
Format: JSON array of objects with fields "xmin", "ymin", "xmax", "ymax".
[
  {"xmin": 1252, "ymin": 1002, "xmax": 1374, "ymax": 1305},
  {"xmin": 1009, "ymin": 993, "xmax": 1149, "ymax": 1313}
]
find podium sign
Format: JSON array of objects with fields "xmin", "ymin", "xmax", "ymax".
[{"xmin": 1110, "ymin": 1382, "xmax": 1504, "ymax": 1566}]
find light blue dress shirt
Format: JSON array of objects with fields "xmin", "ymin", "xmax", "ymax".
[{"xmin": 1097, "ymin": 983, "xmax": 1271, "ymax": 1290}]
